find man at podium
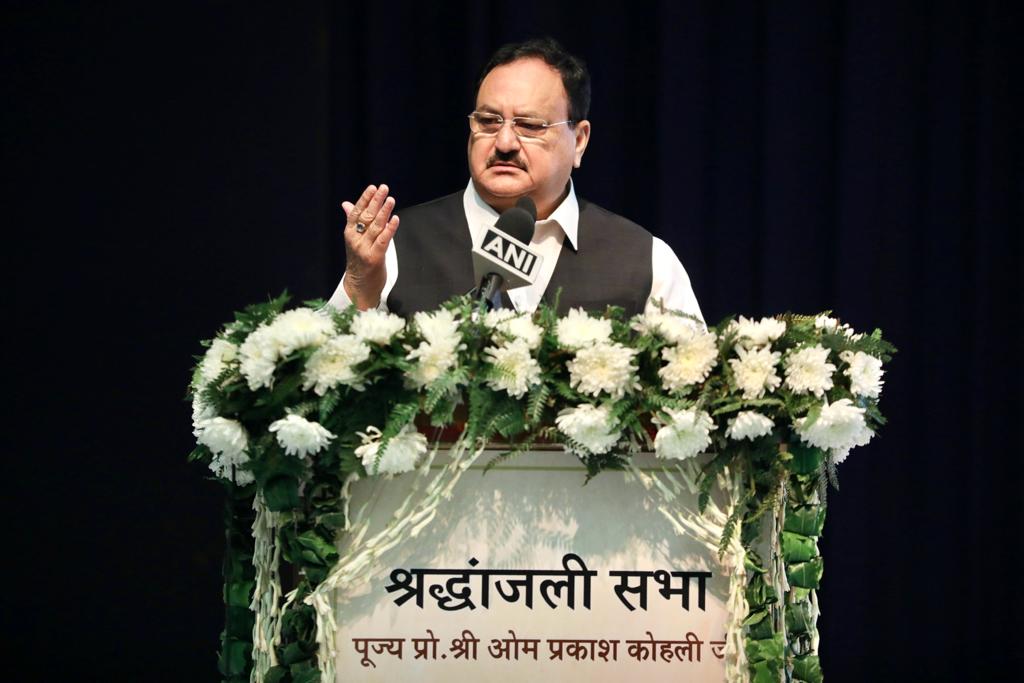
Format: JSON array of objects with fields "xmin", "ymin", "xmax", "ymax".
[{"xmin": 328, "ymin": 37, "xmax": 702, "ymax": 320}]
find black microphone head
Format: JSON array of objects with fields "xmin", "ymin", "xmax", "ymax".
[
  {"xmin": 494, "ymin": 205, "xmax": 535, "ymax": 244},
  {"xmin": 515, "ymin": 196, "xmax": 537, "ymax": 222}
]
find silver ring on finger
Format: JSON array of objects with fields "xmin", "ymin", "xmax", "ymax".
[{"xmin": 355, "ymin": 222, "xmax": 367, "ymax": 234}]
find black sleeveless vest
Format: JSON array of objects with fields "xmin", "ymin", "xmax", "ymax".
[{"xmin": 386, "ymin": 191, "xmax": 653, "ymax": 317}]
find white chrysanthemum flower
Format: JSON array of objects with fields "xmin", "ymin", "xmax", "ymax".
[
  {"xmin": 265, "ymin": 308, "xmax": 335, "ymax": 357},
  {"xmin": 794, "ymin": 398, "xmax": 874, "ymax": 463},
  {"xmin": 840, "ymin": 350, "xmax": 885, "ymax": 398},
  {"xmin": 484, "ymin": 339, "xmax": 541, "ymax": 398},
  {"xmin": 269, "ymin": 414, "xmax": 336, "ymax": 457},
  {"xmin": 483, "ymin": 308, "xmax": 517, "ymax": 326},
  {"xmin": 632, "ymin": 311, "xmax": 703, "ymax": 344},
  {"xmin": 658, "ymin": 331, "xmax": 719, "ymax": 392},
  {"xmin": 356, "ymin": 424, "xmax": 428, "ymax": 475},
  {"xmin": 198, "ymin": 338, "xmax": 238, "ymax": 387},
  {"xmin": 729, "ymin": 316, "xmax": 787, "ymax": 348},
  {"xmin": 814, "ymin": 315, "xmax": 840, "ymax": 331},
  {"xmin": 784, "ymin": 345, "xmax": 836, "ymax": 397},
  {"xmin": 351, "ymin": 309, "xmax": 405, "ymax": 345},
  {"xmin": 196, "ymin": 405, "xmax": 249, "ymax": 486},
  {"xmin": 484, "ymin": 309, "xmax": 544, "ymax": 349},
  {"xmin": 726, "ymin": 411, "xmax": 775, "ymax": 441},
  {"xmin": 815, "ymin": 315, "xmax": 862, "ymax": 339},
  {"xmin": 729, "ymin": 345, "xmax": 782, "ymax": 399},
  {"xmin": 504, "ymin": 315, "xmax": 544, "ymax": 349},
  {"xmin": 556, "ymin": 308, "xmax": 613, "ymax": 350},
  {"xmin": 555, "ymin": 403, "xmax": 619, "ymax": 454},
  {"xmin": 653, "ymin": 408, "xmax": 715, "ymax": 460},
  {"xmin": 237, "ymin": 309, "xmax": 335, "ymax": 390},
  {"xmin": 413, "ymin": 309, "xmax": 461, "ymax": 346},
  {"xmin": 302, "ymin": 334, "xmax": 371, "ymax": 395},
  {"xmin": 191, "ymin": 394, "xmax": 217, "ymax": 437},
  {"xmin": 567, "ymin": 342, "xmax": 639, "ymax": 399},
  {"xmin": 405, "ymin": 310, "xmax": 463, "ymax": 389},
  {"xmin": 406, "ymin": 339, "xmax": 459, "ymax": 388},
  {"xmin": 197, "ymin": 417, "xmax": 248, "ymax": 459},
  {"xmin": 209, "ymin": 450, "xmax": 254, "ymax": 486},
  {"xmin": 239, "ymin": 327, "xmax": 280, "ymax": 390}
]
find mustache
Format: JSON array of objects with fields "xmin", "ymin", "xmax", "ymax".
[{"xmin": 487, "ymin": 152, "xmax": 526, "ymax": 170}]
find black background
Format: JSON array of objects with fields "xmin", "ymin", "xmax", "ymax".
[{"xmin": 4, "ymin": 2, "xmax": 1021, "ymax": 681}]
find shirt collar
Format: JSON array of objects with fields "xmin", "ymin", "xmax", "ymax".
[{"xmin": 463, "ymin": 178, "xmax": 580, "ymax": 251}]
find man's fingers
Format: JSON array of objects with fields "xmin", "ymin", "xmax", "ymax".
[
  {"xmin": 371, "ymin": 214, "xmax": 399, "ymax": 255},
  {"xmin": 364, "ymin": 196, "xmax": 395, "ymax": 241},
  {"xmin": 359, "ymin": 184, "xmax": 389, "ymax": 224},
  {"xmin": 347, "ymin": 185, "xmax": 377, "ymax": 228},
  {"xmin": 344, "ymin": 185, "xmax": 395, "ymax": 261}
]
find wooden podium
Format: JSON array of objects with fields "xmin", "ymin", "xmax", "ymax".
[{"xmin": 190, "ymin": 300, "xmax": 880, "ymax": 682}]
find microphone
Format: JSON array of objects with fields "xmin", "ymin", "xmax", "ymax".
[
  {"xmin": 515, "ymin": 195, "xmax": 537, "ymax": 223},
  {"xmin": 472, "ymin": 197, "xmax": 542, "ymax": 308}
]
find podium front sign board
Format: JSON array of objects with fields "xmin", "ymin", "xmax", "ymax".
[{"xmin": 334, "ymin": 450, "xmax": 730, "ymax": 682}]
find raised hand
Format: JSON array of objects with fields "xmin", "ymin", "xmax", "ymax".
[{"xmin": 341, "ymin": 184, "xmax": 399, "ymax": 309}]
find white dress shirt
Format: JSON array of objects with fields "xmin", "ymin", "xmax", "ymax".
[{"xmin": 329, "ymin": 179, "xmax": 703, "ymax": 320}]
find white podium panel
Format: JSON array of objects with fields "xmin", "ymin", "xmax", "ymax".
[{"xmin": 334, "ymin": 450, "xmax": 729, "ymax": 682}]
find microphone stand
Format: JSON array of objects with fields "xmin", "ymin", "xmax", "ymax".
[{"xmin": 476, "ymin": 273, "xmax": 504, "ymax": 312}]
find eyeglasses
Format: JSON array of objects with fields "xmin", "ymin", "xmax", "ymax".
[{"xmin": 467, "ymin": 111, "xmax": 575, "ymax": 139}]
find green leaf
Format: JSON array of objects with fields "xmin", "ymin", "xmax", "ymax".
[
  {"xmin": 825, "ymin": 453, "xmax": 840, "ymax": 491},
  {"xmin": 792, "ymin": 654, "xmax": 824, "ymax": 683},
  {"xmin": 482, "ymin": 443, "xmax": 532, "ymax": 473},
  {"xmin": 788, "ymin": 443, "xmax": 825, "ymax": 475},
  {"xmin": 552, "ymin": 379, "xmax": 578, "ymax": 401},
  {"xmin": 218, "ymin": 636, "xmax": 251, "ymax": 677},
  {"xmin": 428, "ymin": 394, "xmax": 457, "ymax": 427},
  {"xmin": 787, "ymin": 557, "xmax": 824, "ymax": 589},
  {"xmin": 784, "ymin": 505, "xmax": 826, "ymax": 537},
  {"xmin": 265, "ymin": 666, "xmax": 288, "ymax": 683},
  {"xmin": 751, "ymin": 661, "xmax": 778, "ymax": 683},
  {"xmin": 280, "ymin": 641, "xmax": 313, "ymax": 666},
  {"xmin": 223, "ymin": 606, "xmax": 254, "ymax": 636},
  {"xmin": 263, "ymin": 474, "xmax": 301, "ymax": 511},
  {"xmin": 698, "ymin": 489, "xmax": 709, "ymax": 513},
  {"xmin": 188, "ymin": 444, "xmax": 211, "ymax": 463},
  {"xmin": 747, "ymin": 616, "xmax": 776, "ymax": 641},
  {"xmin": 382, "ymin": 401, "xmax": 419, "ymax": 440},
  {"xmin": 293, "ymin": 668, "xmax": 322, "ymax": 683},
  {"xmin": 318, "ymin": 389, "xmax": 342, "ymax": 422},
  {"xmin": 746, "ymin": 633, "xmax": 785, "ymax": 663},
  {"xmin": 785, "ymin": 600, "xmax": 815, "ymax": 636},
  {"xmin": 316, "ymin": 512, "xmax": 346, "ymax": 530},
  {"xmin": 225, "ymin": 579, "xmax": 255, "ymax": 608},
  {"xmin": 798, "ymin": 401, "xmax": 822, "ymax": 431},
  {"xmin": 781, "ymin": 531, "xmax": 818, "ymax": 564},
  {"xmin": 789, "ymin": 586, "xmax": 812, "ymax": 603},
  {"xmin": 255, "ymin": 371, "xmax": 304, "ymax": 409},
  {"xmin": 304, "ymin": 565, "xmax": 328, "ymax": 585},
  {"xmin": 527, "ymin": 382, "xmax": 551, "ymax": 424},
  {"xmin": 424, "ymin": 368, "xmax": 465, "ymax": 414},
  {"xmin": 296, "ymin": 530, "xmax": 339, "ymax": 565},
  {"xmin": 580, "ymin": 451, "xmax": 629, "ymax": 483},
  {"xmin": 712, "ymin": 400, "xmax": 745, "ymax": 416},
  {"xmin": 718, "ymin": 504, "xmax": 743, "ymax": 558},
  {"xmin": 742, "ymin": 608, "xmax": 769, "ymax": 628}
]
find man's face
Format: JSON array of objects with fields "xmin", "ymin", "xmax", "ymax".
[{"xmin": 468, "ymin": 57, "xmax": 590, "ymax": 218}]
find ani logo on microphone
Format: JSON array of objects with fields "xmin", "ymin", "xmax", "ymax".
[{"xmin": 481, "ymin": 229, "xmax": 540, "ymax": 279}]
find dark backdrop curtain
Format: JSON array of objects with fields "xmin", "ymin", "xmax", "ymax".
[{"xmin": 6, "ymin": 2, "xmax": 1020, "ymax": 681}]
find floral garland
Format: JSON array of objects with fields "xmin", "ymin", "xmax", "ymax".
[{"xmin": 189, "ymin": 293, "xmax": 893, "ymax": 683}]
